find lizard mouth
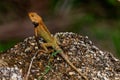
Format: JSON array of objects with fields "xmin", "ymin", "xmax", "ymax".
[{"xmin": 32, "ymin": 22, "xmax": 39, "ymax": 27}]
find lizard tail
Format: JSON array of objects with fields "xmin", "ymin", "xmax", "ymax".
[{"xmin": 59, "ymin": 51, "xmax": 88, "ymax": 80}]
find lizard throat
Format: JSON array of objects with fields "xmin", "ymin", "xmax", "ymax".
[{"xmin": 32, "ymin": 22, "xmax": 39, "ymax": 27}]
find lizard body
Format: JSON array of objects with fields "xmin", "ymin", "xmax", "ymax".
[{"xmin": 28, "ymin": 12, "xmax": 87, "ymax": 80}]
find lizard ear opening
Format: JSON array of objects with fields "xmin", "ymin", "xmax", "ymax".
[{"xmin": 32, "ymin": 22, "xmax": 39, "ymax": 27}]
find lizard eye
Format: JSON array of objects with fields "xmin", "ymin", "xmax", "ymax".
[{"xmin": 31, "ymin": 14, "xmax": 34, "ymax": 17}]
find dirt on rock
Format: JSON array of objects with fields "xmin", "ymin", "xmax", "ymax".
[{"xmin": 0, "ymin": 32, "xmax": 120, "ymax": 80}]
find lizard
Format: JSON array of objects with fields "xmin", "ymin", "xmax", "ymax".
[{"xmin": 28, "ymin": 12, "xmax": 88, "ymax": 80}]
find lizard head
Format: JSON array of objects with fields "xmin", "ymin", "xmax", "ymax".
[{"xmin": 28, "ymin": 12, "xmax": 42, "ymax": 27}]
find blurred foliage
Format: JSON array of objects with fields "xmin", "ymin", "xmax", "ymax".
[
  {"xmin": 68, "ymin": 14, "xmax": 95, "ymax": 33},
  {"xmin": 112, "ymin": 30, "xmax": 120, "ymax": 58},
  {"xmin": 0, "ymin": 39, "xmax": 20, "ymax": 52},
  {"xmin": 51, "ymin": 0, "xmax": 120, "ymax": 16},
  {"xmin": 90, "ymin": 27, "xmax": 109, "ymax": 40},
  {"xmin": 0, "ymin": 0, "xmax": 30, "ymax": 25}
]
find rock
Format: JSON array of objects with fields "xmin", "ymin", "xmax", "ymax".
[{"xmin": 0, "ymin": 32, "xmax": 120, "ymax": 80}]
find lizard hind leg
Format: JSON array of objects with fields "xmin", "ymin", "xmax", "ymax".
[
  {"xmin": 41, "ymin": 43, "xmax": 55, "ymax": 53},
  {"xmin": 41, "ymin": 43, "xmax": 55, "ymax": 63}
]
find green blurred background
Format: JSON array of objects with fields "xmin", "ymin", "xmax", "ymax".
[{"xmin": 0, "ymin": 0, "xmax": 120, "ymax": 58}]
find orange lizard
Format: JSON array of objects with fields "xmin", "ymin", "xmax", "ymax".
[{"xmin": 28, "ymin": 12, "xmax": 88, "ymax": 80}]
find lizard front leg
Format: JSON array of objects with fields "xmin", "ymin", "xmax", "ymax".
[{"xmin": 34, "ymin": 28, "xmax": 41, "ymax": 49}]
